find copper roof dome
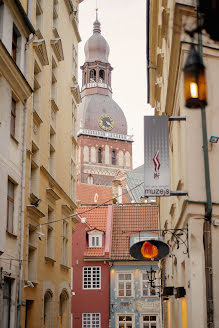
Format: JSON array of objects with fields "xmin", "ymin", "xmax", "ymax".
[
  {"xmin": 84, "ymin": 17, "xmax": 110, "ymax": 63},
  {"xmin": 78, "ymin": 94, "xmax": 128, "ymax": 135}
]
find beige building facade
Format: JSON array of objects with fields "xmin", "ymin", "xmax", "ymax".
[
  {"xmin": 0, "ymin": 0, "xmax": 33, "ymax": 326},
  {"xmin": 0, "ymin": 0, "xmax": 83, "ymax": 327},
  {"xmin": 148, "ymin": 1, "xmax": 219, "ymax": 328},
  {"xmin": 21, "ymin": 0, "xmax": 83, "ymax": 327}
]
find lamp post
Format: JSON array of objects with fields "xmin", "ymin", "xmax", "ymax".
[{"xmin": 183, "ymin": 1, "xmax": 213, "ymax": 327}]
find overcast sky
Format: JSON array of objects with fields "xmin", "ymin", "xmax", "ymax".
[{"xmin": 78, "ymin": 0, "xmax": 154, "ymax": 168}]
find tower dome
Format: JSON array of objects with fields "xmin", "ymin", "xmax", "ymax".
[{"xmin": 84, "ymin": 16, "xmax": 110, "ymax": 63}]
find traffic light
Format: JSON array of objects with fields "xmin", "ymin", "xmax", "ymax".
[{"xmin": 130, "ymin": 239, "xmax": 169, "ymax": 261}]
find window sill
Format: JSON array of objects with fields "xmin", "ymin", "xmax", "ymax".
[
  {"xmin": 60, "ymin": 263, "xmax": 70, "ymax": 270},
  {"xmin": 45, "ymin": 256, "xmax": 56, "ymax": 263},
  {"xmin": 6, "ymin": 231, "xmax": 17, "ymax": 239},
  {"xmin": 10, "ymin": 135, "xmax": 19, "ymax": 145}
]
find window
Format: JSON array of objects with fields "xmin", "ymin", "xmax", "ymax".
[
  {"xmin": 10, "ymin": 99, "xmax": 16, "ymax": 137},
  {"xmin": 99, "ymin": 70, "xmax": 105, "ymax": 82},
  {"xmin": 98, "ymin": 148, "xmax": 102, "ymax": 163},
  {"xmin": 142, "ymin": 315, "xmax": 157, "ymax": 328},
  {"xmin": 90, "ymin": 69, "xmax": 96, "ymax": 82},
  {"xmin": 88, "ymin": 233, "xmax": 102, "ymax": 248},
  {"xmin": 118, "ymin": 315, "xmax": 133, "ymax": 328},
  {"xmin": 83, "ymin": 267, "xmax": 101, "ymax": 289},
  {"xmin": 7, "ymin": 180, "xmax": 14, "ymax": 233},
  {"xmin": 62, "ymin": 220, "xmax": 68, "ymax": 266},
  {"xmin": 12, "ymin": 28, "xmax": 18, "ymax": 61},
  {"xmin": 44, "ymin": 290, "xmax": 53, "ymax": 327},
  {"xmin": 112, "ymin": 150, "xmax": 116, "ymax": 165},
  {"xmin": 142, "ymin": 273, "xmax": 158, "ymax": 297},
  {"xmin": 118, "ymin": 273, "xmax": 132, "ymax": 297},
  {"xmin": 83, "ymin": 313, "xmax": 100, "ymax": 328}
]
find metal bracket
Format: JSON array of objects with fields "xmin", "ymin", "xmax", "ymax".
[{"xmin": 162, "ymin": 225, "xmax": 189, "ymax": 257}]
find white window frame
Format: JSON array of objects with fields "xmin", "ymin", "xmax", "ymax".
[
  {"xmin": 117, "ymin": 272, "xmax": 133, "ymax": 298},
  {"xmin": 88, "ymin": 231, "xmax": 103, "ymax": 248},
  {"xmin": 82, "ymin": 313, "xmax": 100, "ymax": 328},
  {"xmin": 141, "ymin": 314, "xmax": 158, "ymax": 328},
  {"xmin": 117, "ymin": 314, "xmax": 135, "ymax": 328},
  {"xmin": 83, "ymin": 267, "xmax": 101, "ymax": 289},
  {"xmin": 141, "ymin": 272, "xmax": 159, "ymax": 297}
]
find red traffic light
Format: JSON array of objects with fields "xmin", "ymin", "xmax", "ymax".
[{"xmin": 130, "ymin": 239, "xmax": 169, "ymax": 261}]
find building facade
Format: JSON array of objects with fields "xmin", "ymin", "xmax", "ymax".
[
  {"xmin": 0, "ymin": 0, "xmax": 33, "ymax": 326},
  {"xmin": 110, "ymin": 204, "xmax": 161, "ymax": 328},
  {"xmin": 72, "ymin": 206, "xmax": 112, "ymax": 328},
  {"xmin": 147, "ymin": 1, "xmax": 219, "ymax": 327},
  {"xmin": 15, "ymin": 0, "xmax": 83, "ymax": 327}
]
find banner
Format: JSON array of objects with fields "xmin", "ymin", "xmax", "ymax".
[{"xmin": 144, "ymin": 116, "xmax": 170, "ymax": 197}]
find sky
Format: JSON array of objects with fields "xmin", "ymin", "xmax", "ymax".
[{"xmin": 78, "ymin": 0, "xmax": 154, "ymax": 168}]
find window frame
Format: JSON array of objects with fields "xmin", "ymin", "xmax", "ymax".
[
  {"xmin": 141, "ymin": 314, "xmax": 158, "ymax": 328},
  {"xmin": 7, "ymin": 179, "xmax": 15, "ymax": 234},
  {"xmin": 117, "ymin": 272, "xmax": 133, "ymax": 298},
  {"xmin": 83, "ymin": 266, "xmax": 101, "ymax": 290},
  {"xmin": 112, "ymin": 150, "xmax": 116, "ymax": 165},
  {"xmin": 82, "ymin": 313, "xmax": 101, "ymax": 328},
  {"xmin": 98, "ymin": 148, "xmax": 102, "ymax": 163},
  {"xmin": 117, "ymin": 314, "xmax": 134, "ymax": 328},
  {"xmin": 10, "ymin": 98, "xmax": 16, "ymax": 137},
  {"xmin": 88, "ymin": 232, "xmax": 103, "ymax": 248}
]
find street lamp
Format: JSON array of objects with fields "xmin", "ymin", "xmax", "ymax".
[
  {"xmin": 146, "ymin": 266, "xmax": 156, "ymax": 288},
  {"xmin": 183, "ymin": 44, "xmax": 207, "ymax": 108}
]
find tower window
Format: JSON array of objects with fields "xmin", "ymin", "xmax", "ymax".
[
  {"xmin": 90, "ymin": 69, "xmax": 96, "ymax": 82},
  {"xmin": 99, "ymin": 70, "xmax": 105, "ymax": 83},
  {"xmin": 98, "ymin": 148, "xmax": 102, "ymax": 163},
  {"xmin": 112, "ymin": 150, "xmax": 116, "ymax": 165}
]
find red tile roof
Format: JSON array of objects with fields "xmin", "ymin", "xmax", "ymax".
[
  {"xmin": 111, "ymin": 204, "xmax": 158, "ymax": 260},
  {"xmin": 84, "ymin": 247, "xmax": 105, "ymax": 257},
  {"xmin": 77, "ymin": 205, "xmax": 108, "ymax": 232},
  {"xmin": 77, "ymin": 184, "xmax": 113, "ymax": 205}
]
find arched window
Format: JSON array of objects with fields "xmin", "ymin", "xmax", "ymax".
[
  {"xmin": 59, "ymin": 290, "xmax": 69, "ymax": 328},
  {"xmin": 98, "ymin": 148, "xmax": 102, "ymax": 163},
  {"xmin": 99, "ymin": 70, "xmax": 105, "ymax": 82},
  {"xmin": 83, "ymin": 72, "xmax": 87, "ymax": 85},
  {"xmin": 88, "ymin": 174, "xmax": 93, "ymax": 185},
  {"xmin": 90, "ymin": 69, "xmax": 96, "ymax": 82},
  {"xmin": 112, "ymin": 150, "xmax": 116, "ymax": 165},
  {"xmin": 44, "ymin": 290, "xmax": 53, "ymax": 327}
]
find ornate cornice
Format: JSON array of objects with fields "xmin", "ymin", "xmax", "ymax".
[{"xmin": 0, "ymin": 40, "xmax": 32, "ymax": 103}]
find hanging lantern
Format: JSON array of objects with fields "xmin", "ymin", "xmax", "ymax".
[{"xmin": 183, "ymin": 44, "xmax": 207, "ymax": 108}]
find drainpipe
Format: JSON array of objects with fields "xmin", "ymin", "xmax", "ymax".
[
  {"xmin": 16, "ymin": 98, "xmax": 28, "ymax": 328},
  {"xmin": 196, "ymin": 2, "xmax": 214, "ymax": 327}
]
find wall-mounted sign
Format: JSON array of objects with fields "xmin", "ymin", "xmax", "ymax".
[{"xmin": 144, "ymin": 116, "xmax": 170, "ymax": 197}]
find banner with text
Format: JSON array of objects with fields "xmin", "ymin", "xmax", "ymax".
[{"xmin": 144, "ymin": 116, "xmax": 170, "ymax": 197}]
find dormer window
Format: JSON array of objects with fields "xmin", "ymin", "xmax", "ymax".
[{"xmin": 88, "ymin": 230, "xmax": 103, "ymax": 248}]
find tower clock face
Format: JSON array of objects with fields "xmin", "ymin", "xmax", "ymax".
[{"xmin": 98, "ymin": 114, "xmax": 114, "ymax": 131}]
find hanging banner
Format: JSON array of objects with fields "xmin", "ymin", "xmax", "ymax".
[{"xmin": 144, "ymin": 116, "xmax": 170, "ymax": 197}]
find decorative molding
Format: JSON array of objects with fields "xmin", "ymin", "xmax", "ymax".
[
  {"xmin": 51, "ymin": 28, "xmax": 64, "ymax": 61},
  {"xmin": 0, "ymin": 41, "xmax": 32, "ymax": 103},
  {"xmin": 33, "ymin": 109, "xmax": 43, "ymax": 124},
  {"xmin": 77, "ymin": 128, "xmax": 133, "ymax": 142},
  {"xmin": 46, "ymin": 187, "xmax": 61, "ymax": 202},
  {"xmin": 71, "ymin": 84, "xmax": 81, "ymax": 104},
  {"xmin": 50, "ymin": 99, "xmax": 60, "ymax": 112},
  {"xmin": 26, "ymin": 205, "xmax": 45, "ymax": 219},
  {"xmin": 33, "ymin": 37, "xmax": 49, "ymax": 66},
  {"xmin": 62, "ymin": 204, "xmax": 78, "ymax": 223}
]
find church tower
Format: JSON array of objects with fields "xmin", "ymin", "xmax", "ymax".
[{"xmin": 77, "ymin": 13, "xmax": 133, "ymax": 191}]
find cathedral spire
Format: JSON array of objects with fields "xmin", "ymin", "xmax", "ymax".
[{"xmin": 93, "ymin": 8, "xmax": 101, "ymax": 34}]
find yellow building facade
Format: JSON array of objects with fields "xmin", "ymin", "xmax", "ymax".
[
  {"xmin": 148, "ymin": 1, "xmax": 219, "ymax": 328},
  {"xmin": 17, "ymin": 0, "xmax": 83, "ymax": 327}
]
